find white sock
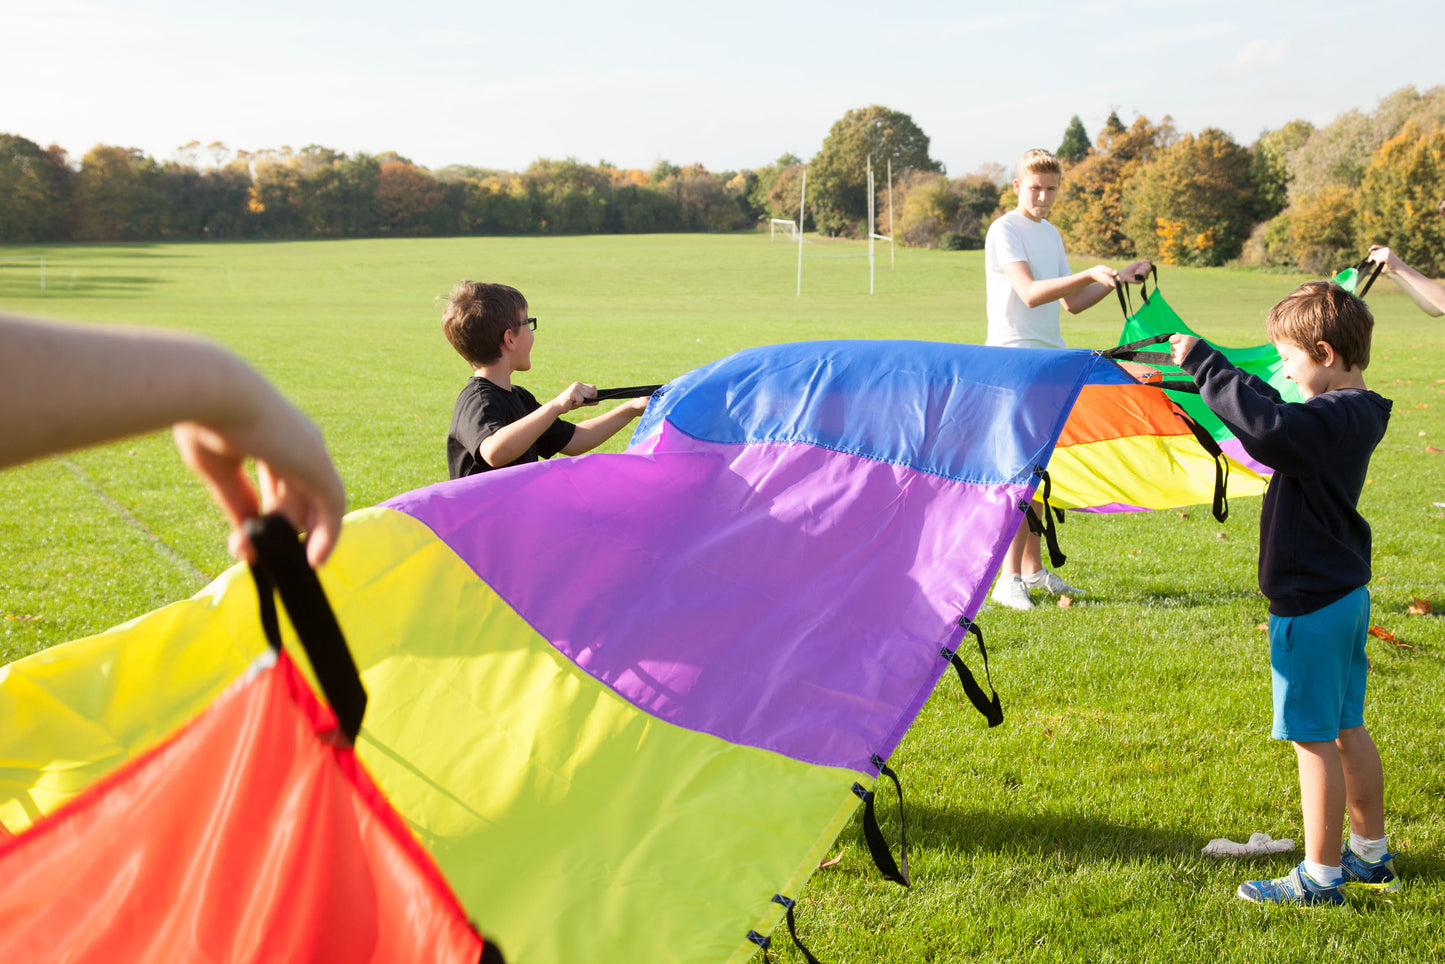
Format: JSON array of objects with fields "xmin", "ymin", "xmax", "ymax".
[
  {"xmin": 1303, "ymin": 860, "xmax": 1343, "ymax": 886},
  {"xmin": 1349, "ymin": 833, "xmax": 1388, "ymax": 862}
]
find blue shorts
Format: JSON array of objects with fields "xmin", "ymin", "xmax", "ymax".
[{"xmin": 1269, "ymin": 586, "xmax": 1371, "ymax": 742}]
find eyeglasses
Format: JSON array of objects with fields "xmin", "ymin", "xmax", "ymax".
[{"xmin": 514, "ymin": 317, "xmax": 537, "ymax": 332}]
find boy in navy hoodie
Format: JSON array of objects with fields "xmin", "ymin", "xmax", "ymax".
[{"xmin": 1170, "ymin": 281, "xmax": 1396, "ymax": 906}]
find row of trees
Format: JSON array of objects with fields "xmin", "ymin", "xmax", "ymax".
[
  {"xmin": 3, "ymin": 88, "xmax": 1441, "ymax": 275},
  {"xmin": 1036, "ymin": 85, "xmax": 1445, "ymax": 274},
  {"xmin": 0, "ymin": 138, "xmax": 780, "ymax": 243}
]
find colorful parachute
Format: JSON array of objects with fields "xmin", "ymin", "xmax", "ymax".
[
  {"xmin": 1105, "ymin": 279, "xmax": 1296, "ymax": 477},
  {"xmin": 0, "ymin": 339, "xmax": 1239, "ymax": 962}
]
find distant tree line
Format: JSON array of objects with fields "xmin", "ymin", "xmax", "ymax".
[
  {"xmin": 3, "ymin": 87, "xmax": 1442, "ymax": 276},
  {"xmin": 1039, "ymin": 85, "xmax": 1445, "ymax": 275}
]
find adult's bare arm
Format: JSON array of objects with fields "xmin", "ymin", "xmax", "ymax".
[{"xmin": 0, "ymin": 312, "xmax": 345, "ymax": 566}]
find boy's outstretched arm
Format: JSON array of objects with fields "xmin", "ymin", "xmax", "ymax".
[
  {"xmin": 476, "ymin": 381, "xmax": 595, "ymax": 468},
  {"xmin": 1170, "ymin": 333, "xmax": 1325, "ymax": 475},
  {"xmin": 1004, "ymin": 259, "xmax": 1152, "ymax": 314},
  {"xmin": 0, "ymin": 312, "xmax": 346, "ymax": 567},
  {"xmin": 562, "ymin": 396, "xmax": 650, "ymax": 456},
  {"xmin": 1368, "ymin": 245, "xmax": 1445, "ymax": 317}
]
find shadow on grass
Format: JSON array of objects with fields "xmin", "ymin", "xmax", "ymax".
[
  {"xmin": 907, "ymin": 803, "xmax": 1199, "ymax": 862},
  {"xmin": 0, "ymin": 274, "xmax": 165, "ymax": 299}
]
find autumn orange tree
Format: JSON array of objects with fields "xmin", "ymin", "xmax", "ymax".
[
  {"xmin": 1122, "ymin": 128, "xmax": 1254, "ymax": 267},
  {"xmin": 1356, "ymin": 121, "xmax": 1445, "ymax": 276},
  {"xmin": 376, "ymin": 161, "xmax": 451, "ymax": 236},
  {"xmin": 1052, "ymin": 112, "xmax": 1175, "ymax": 257}
]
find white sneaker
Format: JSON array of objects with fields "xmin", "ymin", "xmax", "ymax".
[
  {"xmin": 990, "ymin": 574, "xmax": 1035, "ymax": 610},
  {"xmin": 1022, "ymin": 568, "xmax": 1084, "ymax": 596}
]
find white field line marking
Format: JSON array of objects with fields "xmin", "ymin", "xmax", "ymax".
[
  {"xmin": 336, "ymin": 262, "xmax": 397, "ymax": 289},
  {"xmin": 60, "ymin": 459, "xmax": 209, "ymax": 587}
]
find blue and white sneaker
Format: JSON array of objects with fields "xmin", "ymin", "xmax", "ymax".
[
  {"xmin": 1340, "ymin": 847, "xmax": 1401, "ymax": 892},
  {"xmin": 1237, "ymin": 863, "xmax": 1347, "ymax": 906}
]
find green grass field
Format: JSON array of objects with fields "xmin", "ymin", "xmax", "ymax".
[{"xmin": 3, "ymin": 234, "xmax": 1444, "ymax": 962}]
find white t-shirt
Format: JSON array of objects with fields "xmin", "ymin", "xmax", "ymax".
[{"xmin": 983, "ymin": 209, "xmax": 1072, "ymax": 349}]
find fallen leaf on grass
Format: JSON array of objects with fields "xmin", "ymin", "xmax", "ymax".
[
  {"xmin": 1368, "ymin": 626, "xmax": 1415, "ymax": 650},
  {"xmin": 1256, "ymin": 622, "xmax": 1269, "ymax": 632},
  {"xmin": 1427, "ymin": 446, "xmax": 1444, "ymax": 454},
  {"xmin": 817, "ymin": 853, "xmax": 844, "ymax": 869},
  {"xmin": 1407, "ymin": 598, "xmax": 1433, "ymax": 616},
  {"xmin": 4, "ymin": 613, "xmax": 41, "ymax": 622},
  {"xmin": 1216, "ymin": 532, "xmax": 1229, "ymax": 540},
  {"xmin": 1177, "ymin": 511, "xmax": 1190, "ymax": 519},
  {"xmin": 1057, "ymin": 595, "xmax": 1074, "ymax": 609}
]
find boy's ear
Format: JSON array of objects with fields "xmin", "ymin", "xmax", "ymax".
[{"xmin": 1317, "ymin": 340, "xmax": 1338, "ymax": 367}]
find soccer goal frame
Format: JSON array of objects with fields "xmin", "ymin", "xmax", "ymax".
[
  {"xmin": 769, "ymin": 218, "xmax": 798, "ymax": 241},
  {"xmin": 791, "ymin": 159, "xmax": 894, "ymax": 297},
  {"xmin": 0, "ymin": 256, "xmax": 46, "ymax": 291}
]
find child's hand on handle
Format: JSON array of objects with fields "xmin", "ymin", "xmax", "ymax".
[
  {"xmin": 552, "ymin": 382, "xmax": 598, "ymax": 413},
  {"xmin": 1168, "ymin": 333, "xmax": 1199, "ymax": 367}
]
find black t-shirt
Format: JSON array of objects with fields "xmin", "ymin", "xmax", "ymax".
[
  {"xmin": 446, "ymin": 376, "xmax": 576, "ymax": 479},
  {"xmin": 1181, "ymin": 342, "xmax": 1392, "ymax": 616}
]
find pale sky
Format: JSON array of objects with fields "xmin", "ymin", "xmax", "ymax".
[{"xmin": 2, "ymin": 0, "xmax": 1440, "ymax": 177}]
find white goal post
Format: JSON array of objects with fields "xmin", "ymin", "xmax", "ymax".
[
  {"xmin": 0, "ymin": 256, "xmax": 46, "ymax": 291},
  {"xmin": 769, "ymin": 218, "xmax": 797, "ymax": 241}
]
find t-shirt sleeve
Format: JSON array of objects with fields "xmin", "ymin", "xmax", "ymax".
[
  {"xmin": 535, "ymin": 412, "xmax": 576, "ymax": 459},
  {"xmin": 991, "ymin": 218, "xmax": 1028, "ymax": 266},
  {"xmin": 452, "ymin": 384, "xmax": 510, "ymax": 459}
]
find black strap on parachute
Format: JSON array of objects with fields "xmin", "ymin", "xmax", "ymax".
[
  {"xmin": 1022, "ymin": 468, "xmax": 1066, "ymax": 569},
  {"xmin": 1101, "ymin": 335, "xmax": 1200, "ymax": 390},
  {"xmin": 1174, "ymin": 407, "xmax": 1230, "ymax": 522},
  {"xmin": 1100, "ymin": 332, "xmax": 1173, "ymax": 363},
  {"xmin": 245, "ymin": 514, "xmax": 367, "ymax": 745},
  {"xmin": 746, "ymin": 893, "xmax": 824, "ymax": 964},
  {"xmin": 589, "ymin": 384, "xmax": 662, "ymax": 402},
  {"xmin": 1100, "ymin": 337, "xmax": 1231, "ymax": 520},
  {"xmin": 944, "ymin": 619, "xmax": 1003, "ymax": 727},
  {"xmin": 852, "ymin": 755, "xmax": 910, "ymax": 887},
  {"xmin": 1347, "ymin": 255, "xmax": 1385, "ymax": 298}
]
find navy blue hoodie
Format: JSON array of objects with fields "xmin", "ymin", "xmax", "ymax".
[{"xmin": 1180, "ymin": 341, "xmax": 1392, "ymax": 617}]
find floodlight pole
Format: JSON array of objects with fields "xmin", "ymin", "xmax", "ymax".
[{"xmin": 796, "ymin": 171, "xmax": 806, "ymax": 297}]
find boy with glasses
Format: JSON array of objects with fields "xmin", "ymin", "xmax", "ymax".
[{"xmin": 443, "ymin": 281, "xmax": 647, "ymax": 479}]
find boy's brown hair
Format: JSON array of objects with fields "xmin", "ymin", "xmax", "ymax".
[
  {"xmin": 1266, "ymin": 280, "xmax": 1374, "ymax": 371},
  {"xmin": 1016, "ymin": 148, "xmax": 1062, "ymax": 180},
  {"xmin": 441, "ymin": 281, "xmax": 528, "ymax": 367}
]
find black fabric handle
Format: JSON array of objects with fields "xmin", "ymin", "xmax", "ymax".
[
  {"xmin": 1019, "ymin": 469, "xmax": 1066, "ymax": 569},
  {"xmin": 945, "ymin": 620, "xmax": 1003, "ymax": 727},
  {"xmin": 852, "ymin": 756, "xmax": 910, "ymax": 887},
  {"xmin": 245, "ymin": 514, "xmax": 367, "ymax": 744},
  {"xmin": 1168, "ymin": 408, "xmax": 1230, "ymax": 523},
  {"xmin": 1359, "ymin": 259, "xmax": 1384, "ymax": 298},
  {"xmin": 771, "ymin": 895, "xmax": 823, "ymax": 964},
  {"xmin": 589, "ymin": 385, "xmax": 662, "ymax": 402},
  {"xmin": 1156, "ymin": 379, "xmax": 1201, "ymax": 393},
  {"xmin": 1101, "ymin": 332, "xmax": 1174, "ymax": 363}
]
